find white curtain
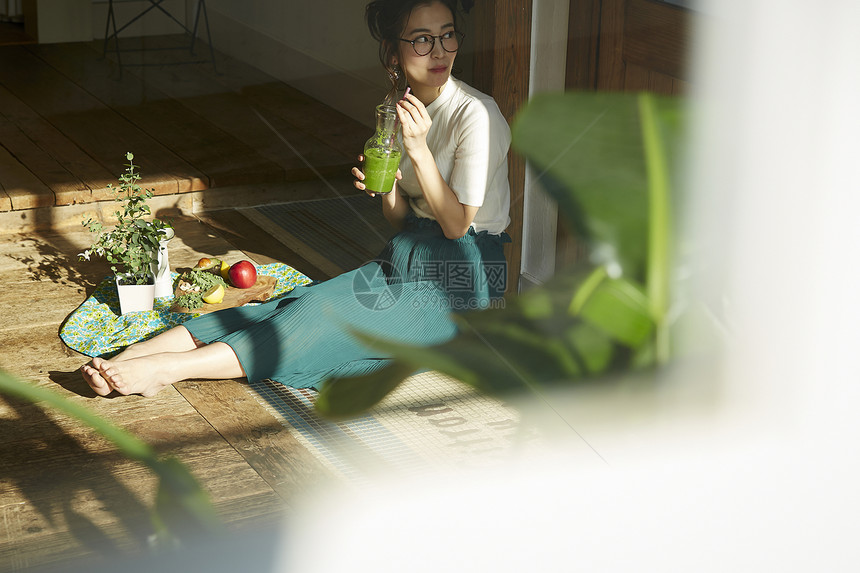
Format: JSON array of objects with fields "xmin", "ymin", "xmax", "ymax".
[{"xmin": 0, "ymin": 0, "xmax": 24, "ymax": 23}]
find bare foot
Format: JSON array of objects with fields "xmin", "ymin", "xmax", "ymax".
[
  {"xmin": 96, "ymin": 355, "xmax": 177, "ymax": 397},
  {"xmin": 81, "ymin": 358, "xmax": 112, "ymax": 396}
]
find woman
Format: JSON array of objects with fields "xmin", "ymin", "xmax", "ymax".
[{"xmin": 81, "ymin": 0, "xmax": 511, "ymax": 397}]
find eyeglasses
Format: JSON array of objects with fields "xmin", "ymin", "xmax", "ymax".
[{"xmin": 399, "ymin": 30, "xmax": 464, "ymax": 56}]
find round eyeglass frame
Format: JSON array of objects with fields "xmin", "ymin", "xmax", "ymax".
[{"xmin": 399, "ymin": 31, "xmax": 465, "ymax": 56}]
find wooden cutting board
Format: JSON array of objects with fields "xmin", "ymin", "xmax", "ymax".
[{"xmin": 171, "ymin": 275, "xmax": 277, "ymax": 314}]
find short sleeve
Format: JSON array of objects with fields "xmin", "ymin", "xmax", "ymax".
[{"xmin": 448, "ymin": 99, "xmax": 511, "ymax": 207}]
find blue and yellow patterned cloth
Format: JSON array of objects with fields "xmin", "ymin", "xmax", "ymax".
[{"xmin": 60, "ymin": 263, "xmax": 311, "ymax": 358}]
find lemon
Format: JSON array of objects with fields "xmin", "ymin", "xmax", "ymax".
[
  {"xmin": 220, "ymin": 260, "xmax": 231, "ymax": 280},
  {"xmin": 202, "ymin": 284, "xmax": 225, "ymax": 304}
]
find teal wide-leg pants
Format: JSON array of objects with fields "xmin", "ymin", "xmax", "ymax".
[{"xmin": 183, "ymin": 214, "xmax": 509, "ymax": 390}]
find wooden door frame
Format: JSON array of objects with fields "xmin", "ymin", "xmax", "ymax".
[{"xmin": 472, "ymin": 0, "xmax": 532, "ymax": 295}]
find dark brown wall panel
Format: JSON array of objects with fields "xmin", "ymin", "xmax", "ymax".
[
  {"xmin": 493, "ymin": 0, "xmax": 531, "ymax": 294},
  {"xmin": 623, "ymin": 0, "xmax": 690, "ymax": 81}
]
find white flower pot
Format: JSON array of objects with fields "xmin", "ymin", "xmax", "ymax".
[
  {"xmin": 115, "ymin": 274, "xmax": 155, "ymax": 314},
  {"xmin": 152, "ymin": 227, "xmax": 175, "ymax": 298}
]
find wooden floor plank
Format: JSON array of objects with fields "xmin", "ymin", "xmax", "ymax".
[
  {"xmin": 0, "ymin": 143, "xmax": 55, "ymax": 210},
  {"xmin": 241, "ymin": 79, "xmax": 372, "ymax": 160},
  {"xmin": 130, "ymin": 36, "xmax": 371, "ymax": 160},
  {"xmin": 0, "ymin": 373, "xmax": 284, "ymax": 571},
  {"xmin": 0, "ymin": 110, "xmax": 88, "ymax": 205},
  {"xmin": 0, "ymin": 22, "xmax": 34, "ymax": 46},
  {"xmin": 174, "ymin": 380, "xmax": 335, "ymax": 508},
  {"xmin": 0, "ymin": 45, "xmax": 206, "ymax": 197},
  {"xmin": 94, "ymin": 38, "xmax": 358, "ymax": 182},
  {"xmin": 0, "ymin": 84, "xmax": 115, "ymax": 201},
  {"xmin": 0, "ymin": 439, "xmax": 283, "ymax": 571},
  {"xmin": 0, "ymin": 179, "xmax": 12, "ymax": 211},
  {"xmin": 0, "ymin": 328, "xmax": 86, "ymax": 387},
  {"xmin": 0, "ymin": 274, "xmax": 101, "ymax": 332},
  {"xmin": 28, "ymin": 42, "xmax": 286, "ymax": 190},
  {"xmin": 1, "ymin": 492, "xmax": 283, "ymax": 573},
  {"xmin": 0, "ymin": 37, "xmax": 371, "ymax": 219}
]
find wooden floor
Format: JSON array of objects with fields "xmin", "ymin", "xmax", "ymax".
[
  {"xmin": 0, "ymin": 36, "xmax": 386, "ymax": 571},
  {"xmin": 0, "ymin": 35, "xmax": 370, "ymax": 231},
  {"xmin": 0, "ymin": 22, "xmax": 34, "ymax": 47}
]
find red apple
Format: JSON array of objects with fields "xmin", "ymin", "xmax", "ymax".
[{"xmin": 228, "ymin": 260, "xmax": 257, "ymax": 289}]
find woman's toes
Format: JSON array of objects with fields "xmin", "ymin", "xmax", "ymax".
[
  {"xmin": 99, "ymin": 361, "xmax": 136, "ymax": 394},
  {"xmin": 81, "ymin": 364, "xmax": 98, "ymax": 384},
  {"xmin": 103, "ymin": 369, "xmax": 121, "ymax": 386},
  {"xmin": 88, "ymin": 355, "xmax": 169, "ymax": 397},
  {"xmin": 81, "ymin": 364, "xmax": 112, "ymax": 396},
  {"xmin": 94, "ymin": 360, "xmax": 118, "ymax": 389}
]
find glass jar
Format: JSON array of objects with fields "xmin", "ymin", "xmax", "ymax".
[{"xmin": 362, "ymin": 103, "xmax": 402, "ymax": 194}]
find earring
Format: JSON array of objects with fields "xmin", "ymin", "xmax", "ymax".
[
  {"xmin": 392, "ymin": 64, "xmax": 407, "ymax": 91},
  {"xmin": 388, "ymin": 64, "xmax": 406, "ymax": 94}
]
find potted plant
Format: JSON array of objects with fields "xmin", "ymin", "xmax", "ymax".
[{"xmin": 80, "ymin": 152, "xmax": 173, "ymax": 314}]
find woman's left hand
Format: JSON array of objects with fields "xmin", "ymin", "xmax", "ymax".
[{"xmin": 397, "ymin": 93, "xmax": 432, "ymax": 154}]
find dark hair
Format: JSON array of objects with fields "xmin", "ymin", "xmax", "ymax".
[{"xmin": 366, "ymin": 0, "xmax": 460, "ymax": 84}]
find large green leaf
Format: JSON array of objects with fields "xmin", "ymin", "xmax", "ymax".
[
  {"xmin": 512, "ymin": 92, "xmax": 648, "ymax": 280},
  {"xmin": 511, "ymin": 91, "xmax": 684, "ymax": 285},
  {"xmin": 569, "ymin": 266, "xmax": 653, "ymax": 348}
]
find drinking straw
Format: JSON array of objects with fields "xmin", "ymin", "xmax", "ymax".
[{"xmin": 390, "ymin": 87, "xmax": 411, "ymax": 147}]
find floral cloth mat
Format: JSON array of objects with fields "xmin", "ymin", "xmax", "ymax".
[{"xmin": 60, "ymin": 263, "xmax": 312, "ymax": 358}]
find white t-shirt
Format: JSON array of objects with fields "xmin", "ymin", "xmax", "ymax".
[{"xmin": 396, "ymin": 77, "xmax": 511, "ymax": 235}]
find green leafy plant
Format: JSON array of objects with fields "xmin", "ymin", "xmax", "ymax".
[
  {"xmin": 80, "ymin": 152, "xmax": 172, "ymax": 285},
  {"xmin": 0, "ymin": 368, "xmax": 223, "ymax": 546},
  {"xmin": 315, "ymin": 91, "xmax": 690, "ymax": 418}
]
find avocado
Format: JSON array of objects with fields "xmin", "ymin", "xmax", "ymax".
[{"xmin": 193, "ymin": 257, "xmax": 222, "ymax": 274}]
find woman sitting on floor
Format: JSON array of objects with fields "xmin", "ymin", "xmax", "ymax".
[{"xmin": 81, "ymin": 0, "xmax": 511, "ymax": 397}]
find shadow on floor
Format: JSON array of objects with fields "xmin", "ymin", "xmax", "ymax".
[{"xmin": 0, "ymin": 393, "xmax": 154, "ymax": 559}]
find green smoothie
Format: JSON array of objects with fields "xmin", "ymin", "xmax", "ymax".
[{"xmin": 363, "ymin": 147, "xmax": 401, "ymax": 194}]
